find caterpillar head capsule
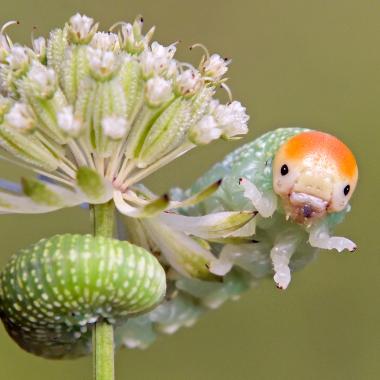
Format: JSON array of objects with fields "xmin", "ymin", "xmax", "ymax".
[{"xmin": 272, "ymin": 131, "xmax": 358, "ymax": 224}]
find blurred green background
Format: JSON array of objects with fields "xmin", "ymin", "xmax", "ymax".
[{"xmin": 0, "ymin": 0, "xmax": 379, "ymax": 379}]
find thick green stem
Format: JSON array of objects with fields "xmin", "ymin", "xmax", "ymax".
[
  {"xmin": 91, "ymin": 200, "xmax": 115, "ymax": 380},
  {"xmin": 92, "ymin": 200, "xmax": 115, "ymax": 237},
  {"xmin": 93, "ymin": 322, "xmax": 115, "ymax": 380}
]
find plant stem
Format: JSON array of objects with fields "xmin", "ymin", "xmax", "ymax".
[
  {"xmin": 91, "ymin": 200, "xmax": 115, "ymax": 380},
  {"xmin": 92, "ymin": 200, "xmax": 115, "ymax": 237},
  {"xmin": 93, "ymin": 322, "xmax": 115, "ymax": 380}
]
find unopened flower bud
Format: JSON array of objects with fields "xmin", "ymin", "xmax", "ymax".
[
  {"xmin": 27, "ymin": 62, "xmax": 56, "ymax": 98},
  {"xmin": 102, "ymin": 116, "xmax": 129, "ymax": 139},
  {"xmin": 87, "ymin": 47, "xmax": 119, "ymax": 79},
  {"xmin": 91, "ymin": 32, "xmax": 119, "ymax": 51},
  {"xmin": 68, "ymin": 13, "xmax": 98, "ymax": 44},
  {"xmin": 140, "ymin": 42, "xmax": 176, "ymax": 78},
  {"xmin": 6, "ymin": 46, "xmax": 29, "ymax": 74},
  {"xmin": 213, "ymin": 101, "xmax": 249, "ymax": 139},
  {"xmin": 202, "ymin": 54, "xmax": 230, "ymax": 81},
  {"xmin": 120, "ymin": 16, "xmax": 155, "ymax": 54},
  {"xmin": 5, "ymin": 103, "xmax": 35, "ymax": 132},
  {"xmin": 175, "ymin": 69, "xmax": 202, "ymax": 97},
  {"xmin": 145, "ymin": 77, "xmax": 172, "ymax": 107},
  {"xmin": 57, "ymin": 106, "xmax": 81, "ymax": 136},
  {"xmin": 189, "ymin": 115, "xmax": 221, "ymax": 145}
]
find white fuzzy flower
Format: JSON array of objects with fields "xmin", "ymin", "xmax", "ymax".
[
  {"xmin": 140, "ymin": 42, "xmax": 177, "ymax": 78},
  {"xmin": 69, "ymin": 14, "xmax": 96, "ymax": 42},
  {"xmin": 28, "ymin": 62, "xmax": 56, "ymax": 97},
  {"xmin": 87, "ymin": 47, "xmax": 119, "ymax": 78},
  {"xmin": 57, "ymin": 106, "xmax": 81, "ymax": 136},
  {"xmin": 151, "ymin": 41, "xmax": 176, "ymax": 62},
  {"xmin": 213, "ymin": 101, "xmax": 249, "ymax": 138},
  {"xmin": 145, "ymin": 77, "xmax": 172, "ymax": 107},
  {"xmin": 5, "ymin": 103, "xmax": 35, "ymax": 132},
  {"xmin": 175, "ymin": 69, "xmax": 202, "ymax": 96},
  {"xmin": 91, "ymin": 32, "xmax": 119, "ymax": 51},
  {"xmin": 120, "ymin": 17, "xmax": 155, "ymax": 54},
  {"xmin": 202, "ymin": 54, "xmax": 230, "ymax": 81},
  {"xmin": 189, "ymin": 115, "xmax": 221, "ymax": 145},
  {"xmin": 102, "ymin": 116, "xmax": 129, "ymax": 140},
  {"xmin": 6, "ymin": 46, "xmax": 29, "ymax": 72},
  {"xmin": 0, "ymin": 13, "xmax": 250, "ymax": 224}
]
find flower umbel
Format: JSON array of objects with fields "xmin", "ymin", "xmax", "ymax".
[{"xmin": 0, "ymin": 13, "xmax": 249, "ymax": 215}]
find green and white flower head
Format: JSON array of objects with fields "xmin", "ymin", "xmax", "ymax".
[{"xmin": 0, "ymin": 13, "xmax": 249, "ymax": 214}]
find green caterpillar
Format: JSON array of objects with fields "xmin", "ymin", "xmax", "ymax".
[
  {"xmin": 115, "ymin": 127, "xmax": 359, "ymax": 349},
  {"xmin": 0, "ymin": 234, "xmax": 166, "ymax": 359}
]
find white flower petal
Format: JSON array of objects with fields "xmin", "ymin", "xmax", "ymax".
[
  {"xmin": 158, "ymin": 210, "xmax": 256, "ymax": 240},
  {"xmin": 142, "ymin": 217, "xmax": 219, "ymax": 281},
  {"xmin": 114, "ymin": 190, "xmax": 169, "ymax": 218}
]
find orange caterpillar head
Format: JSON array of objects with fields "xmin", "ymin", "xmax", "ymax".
[{"xmin": 273, "ymin": 131, "xmax": 358, "ymax": 223}]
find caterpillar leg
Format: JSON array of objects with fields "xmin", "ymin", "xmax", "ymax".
[
  {"xmin": 308, "ymin": 222, "xmax": 356, "ymax": 252},
  {"xmin": 210, "ymin": 242, "xmax": 271, "ymax": 278},
  {"xmin": 270, "ymin": 233, "xmax": 300, "ymax": 289},
  {"xmin": 239, "ymin": 178, "xmax": 277, "ymax": 217}
]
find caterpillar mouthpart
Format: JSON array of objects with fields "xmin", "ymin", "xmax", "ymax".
[{"xmin": 0, "ymin": 234, "xmax": 166, "ymax": 359}]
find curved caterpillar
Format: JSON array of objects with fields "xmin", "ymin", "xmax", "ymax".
[
  {"xmin": 0, "ymin": 234, "xmax": 166, "ymax": 359},
  {"xmin": 117, "ymin": 127, "xmax": 359, "ymax": 349},
  {"xmin": 187, "ymin": 127, "xmax": 358, "ymax": 289}
]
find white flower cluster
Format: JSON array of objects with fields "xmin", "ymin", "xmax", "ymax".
[
  {"xmin": 90, "ymin": 32, "xmax": 119, "ymax": 51},
  {"xmin": 6, "ymin": 46, "xmax": 29, "ymax": 73},
  {"xmin": 87, "ymin": 47, "xmax": 119, "ymax": 78},
  {"xmin": 27, "ymin": 62, "xmax": 56, "ymax": 98},
  {"xmin": 68, "ymin": 13, "xmax": 98, "ymax": 43},
  {"xmin": 0, "ymin": 13, "xmax": 249, "ymax": 187},
  {"xmin": 119, "ymin": 16, "xmax": 155, "ymax": 53},
  {"xmin": 190, "ymin": 100, "xmax": 249, "ymax": 144},
  {"xmin": 5, "ymin": 103, "xmax": 35, "ymax": 131},
  {"xmin": 202, "ymin": 53, "xmax": 231, "ymax": 80},
  {"xmin": 140, "ymin": 41, "xmax": 177, "ymax": 78}
]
